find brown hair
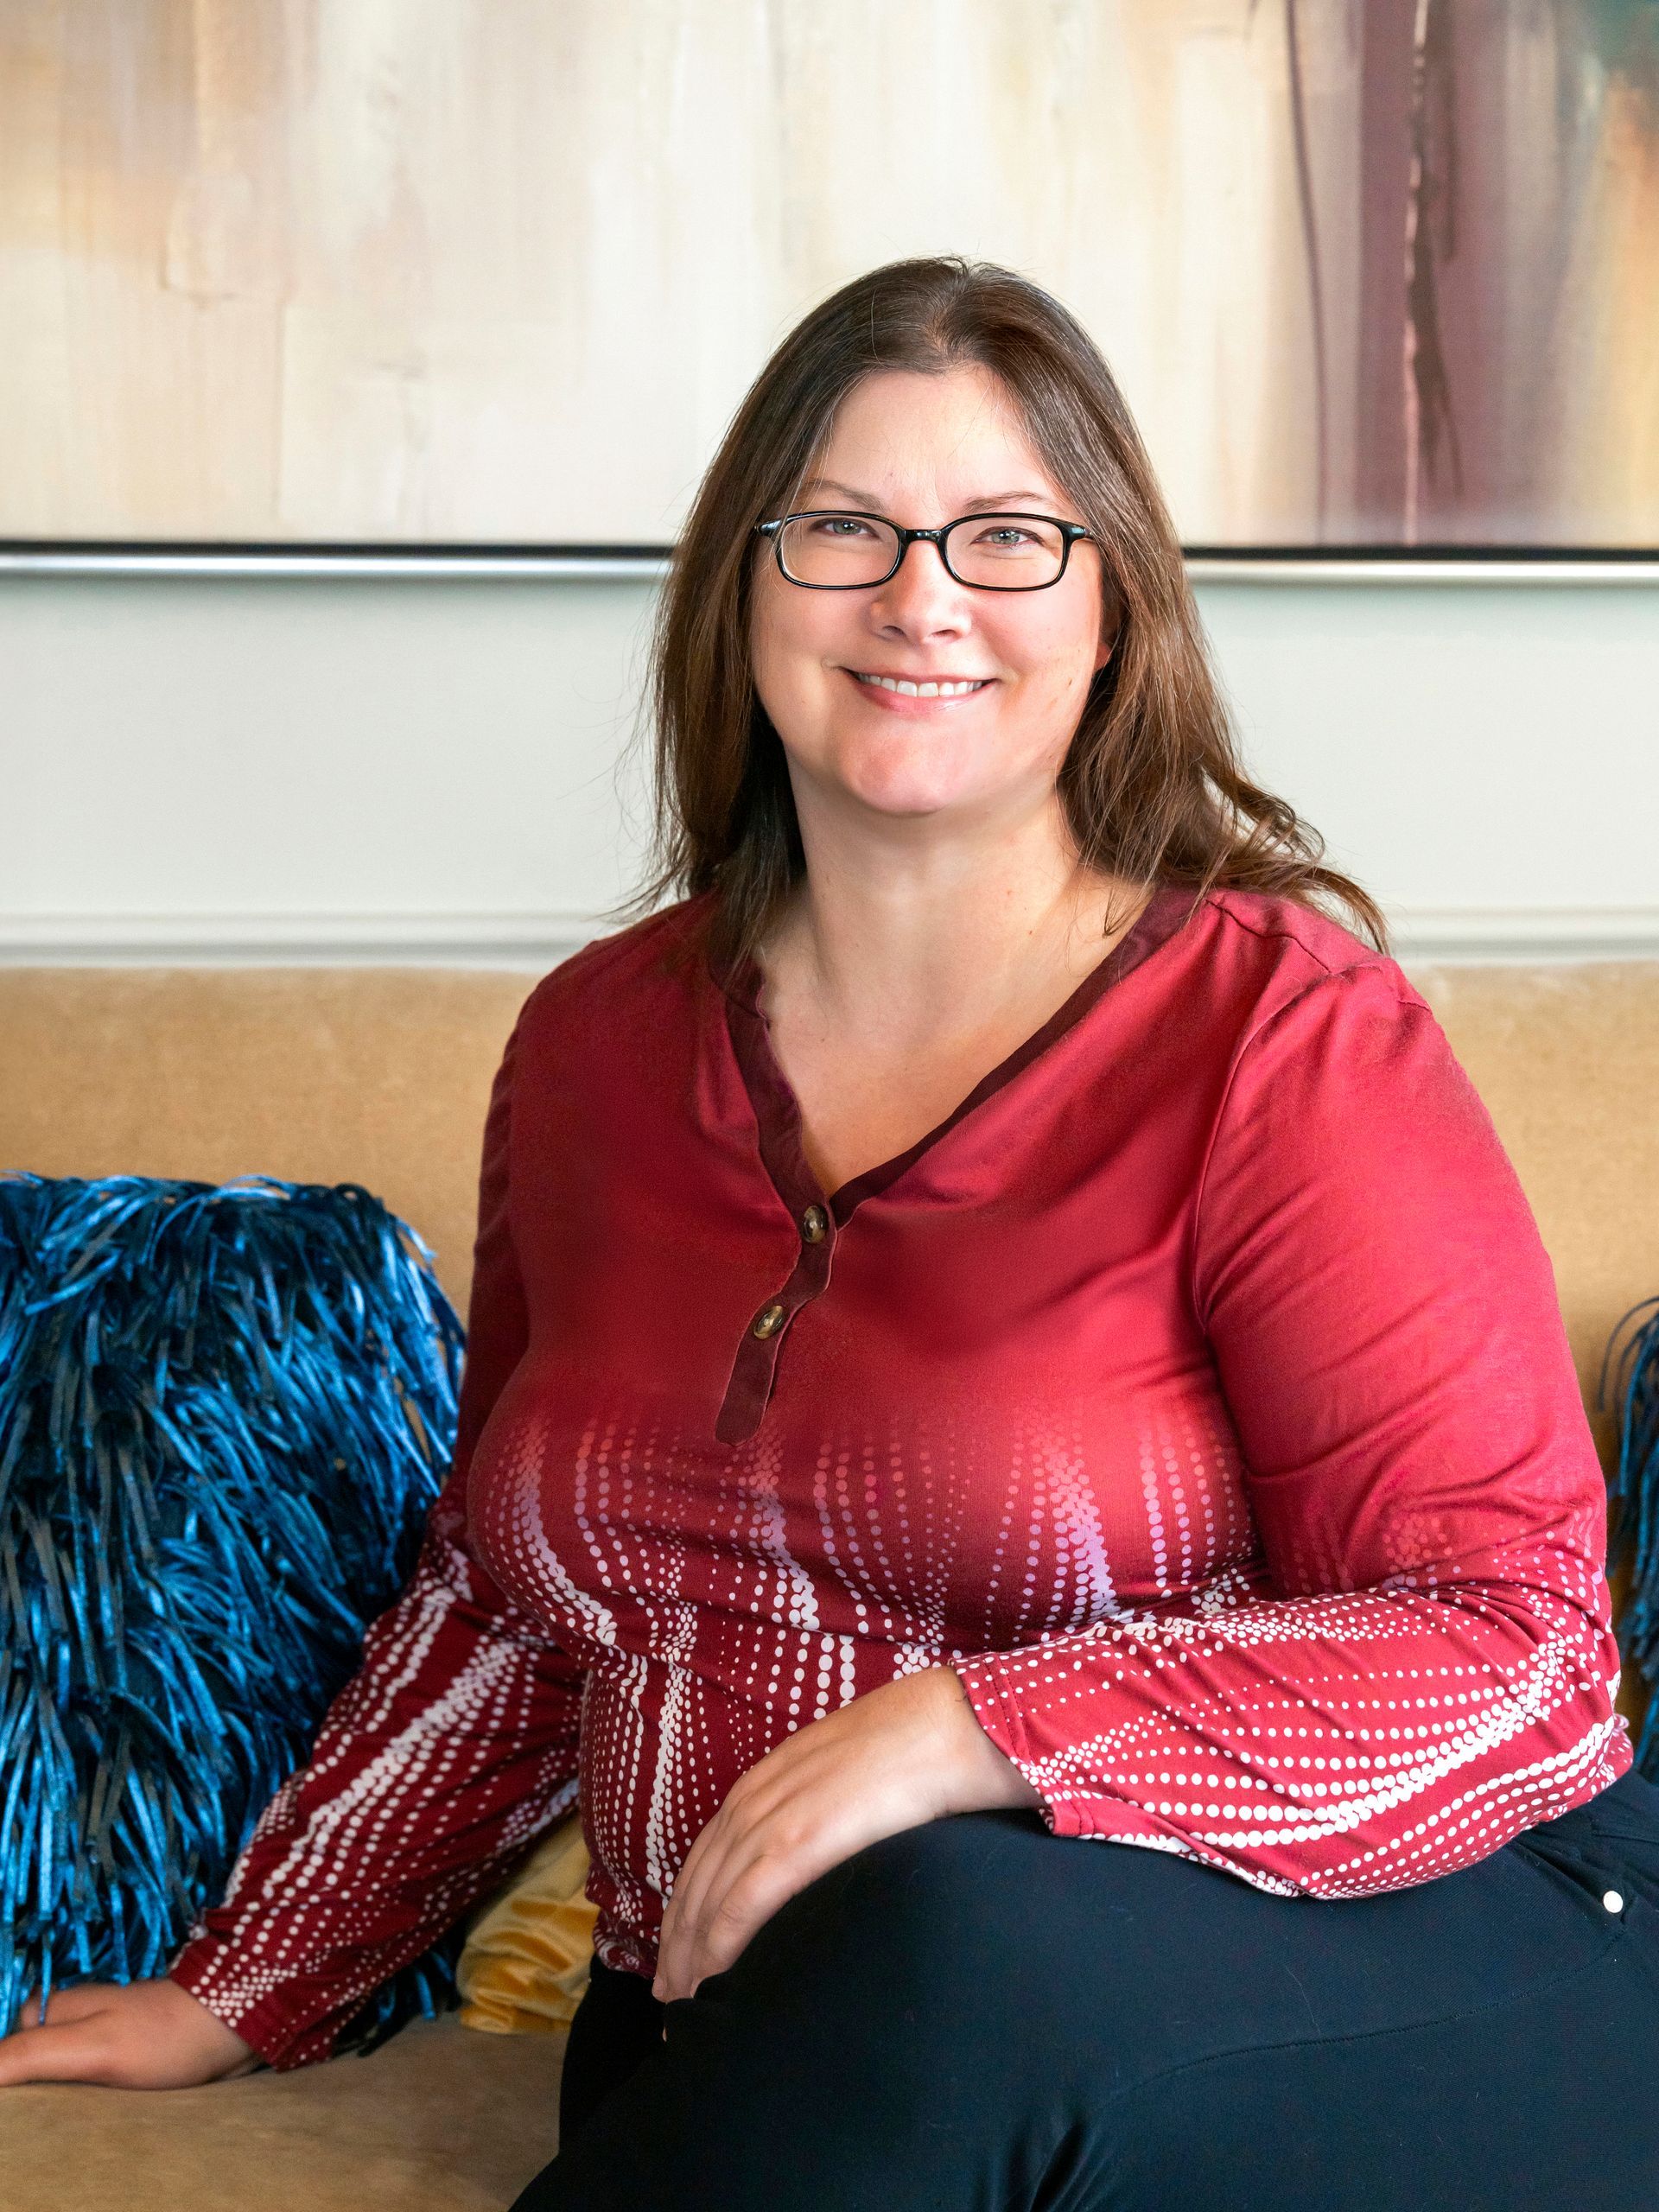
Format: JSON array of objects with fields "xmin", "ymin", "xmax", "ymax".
[{"xmin": 607, "ymin": 254, "xmax": 1388, "ymax": 970}]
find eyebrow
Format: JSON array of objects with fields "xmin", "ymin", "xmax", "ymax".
[{"xmin": 798, "ymin": 478, "xmax": 1053, "ymax": 512}]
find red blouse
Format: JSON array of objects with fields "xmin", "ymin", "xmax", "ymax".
[{"xmin": 168, "ymin": 883, "xmax": 1630, "ymax": 2069}]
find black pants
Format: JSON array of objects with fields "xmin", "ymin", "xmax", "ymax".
[{"xmin": 512, "ymin": 1766, "xmax": 1659, "ymax": 2210}]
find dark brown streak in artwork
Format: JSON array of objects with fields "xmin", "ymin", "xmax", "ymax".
[
  {"xmin": 1282, "ymin": 0, "xmax": 1330, "ymax": 537},
  {"xmin": 1405, "ymin": 0, "xmax": 1465, "ymax": 527}
]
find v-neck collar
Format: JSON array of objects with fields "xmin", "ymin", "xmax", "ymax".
[{"xmin": 711, "ymin": 880, "xmax": 1203, "ymax": 1226}]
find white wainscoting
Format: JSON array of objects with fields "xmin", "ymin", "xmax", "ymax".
[
  {"xmin": 3, "ymin": 905, "xmax": 1659, "ymax": 970},
  {"xmin": 4, "ymin": 569, "xmax": 1656, "ymax": 970}
]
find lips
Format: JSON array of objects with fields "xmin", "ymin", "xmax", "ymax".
[{"xmin": 849, "ymin": 671, "xmax": 993, "ymax": 698}]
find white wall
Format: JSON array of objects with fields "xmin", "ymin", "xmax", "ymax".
[{"xmin": 3, "ymin": 572, "xmax": 1656, "ymax": 969}]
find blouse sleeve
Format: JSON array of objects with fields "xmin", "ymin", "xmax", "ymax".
[
  {"xmin": 948, "ymin": 962, "xmax": 1630, "ymax": 1897},
  {"xmin": 166, "ymin": 1011, "xmax": 587, "ymax": 2067}
]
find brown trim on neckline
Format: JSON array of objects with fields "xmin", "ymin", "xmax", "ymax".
[{"xmin": 715, "ymin": 880, "xmax": 1205, "ymax": 1224}]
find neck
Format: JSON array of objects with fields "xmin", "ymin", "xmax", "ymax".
[{"xmin": 760, "ymin": 804, "xmax": 1147, "ymax": 1052}]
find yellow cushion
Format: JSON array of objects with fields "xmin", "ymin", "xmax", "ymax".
[{"xmin": 456, "ymin": 1812, "xmax": 597, "ymax": 2036}]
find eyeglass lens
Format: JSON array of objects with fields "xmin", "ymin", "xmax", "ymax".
[{"xmin": 777, "ymin": 512, "xmax": 1068, "ymax": 589}]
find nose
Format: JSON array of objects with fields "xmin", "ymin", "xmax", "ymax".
[{"xmin": 868, "ymin": 533, "xmax": 970, "ymax": 636}]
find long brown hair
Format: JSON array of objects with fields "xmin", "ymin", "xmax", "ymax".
[{"xmin": 607, "ymin": 254, "xmax": 1388, "ymax": 971}]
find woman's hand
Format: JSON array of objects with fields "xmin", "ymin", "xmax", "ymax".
[
  {"xmin": 651, "ymin": 1663, "xmax": 1041, "ymax": 2005},
  {"xmin": 0, "ymin": 1976, "xmax": 262, "ymax": 2089}
]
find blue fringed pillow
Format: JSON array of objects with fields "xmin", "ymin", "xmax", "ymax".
[
  {"xmin": 1604, "ymin": 1294, "xmax": 1659, "ymax": 1777},
  {"xmin": 0, "ymin": 1173, "xmax": 466, "ymax": 2054}
]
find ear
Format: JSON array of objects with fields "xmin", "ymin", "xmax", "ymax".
[{"xmin": 1093, "ymin": 592, "xmax": 1122, "ymax": 675}]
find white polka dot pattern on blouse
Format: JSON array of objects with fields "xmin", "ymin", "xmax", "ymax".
[{"xmin": 166, "ymin": 886, "xmax": 1634, "ymax": 2069}]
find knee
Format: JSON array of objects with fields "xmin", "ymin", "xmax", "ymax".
[
  {"xmin": 835, "ymin": 1806, "xmax": 1051, "ymax": 1932},
  {"xmin": 735, "ymin": 1807, "xmax": 1052, "ymax": 1998}
]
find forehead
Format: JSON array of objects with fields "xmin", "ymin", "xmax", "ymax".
[{"xmin": 804, "ymin": 365, "xmax": 1060, "ymax": 507}]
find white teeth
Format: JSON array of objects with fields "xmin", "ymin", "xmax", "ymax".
[{"xmin": 855, "ymin": 673, "xmax": 988, "ymax": 698}]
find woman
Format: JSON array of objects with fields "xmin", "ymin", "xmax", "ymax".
[{"xmin": 4, "ymin": 256, "xmax": 1657, "ymax": 2208}]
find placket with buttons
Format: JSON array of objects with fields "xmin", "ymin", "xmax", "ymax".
[
  {"xmin": 707, "ymin": 879, "xmax": 1195, "ymax": 1448},
  {"xmin": 712, "ymin": 941, "xmax": 855, "ymax": 1446},
  {"xmin": 715, "ymin": 1194, "xmax": 835, "ymax": 1446}
]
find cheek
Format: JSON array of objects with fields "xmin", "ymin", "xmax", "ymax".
[
  {"xmin": 1005, "ymin": 616, "xmax": 1099, "ymax": 713},
  {"xmin": 751, "ymin": 582, "xmax": 841, "ymax": 707},
  {"xmin": 747, "ymin": 579, "xmax": 790, "ymax": 692}
]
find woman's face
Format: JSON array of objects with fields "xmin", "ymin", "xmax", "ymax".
[{"xmin": 748, "ymin": 364, "xmax": 1114, "ymax": 834}]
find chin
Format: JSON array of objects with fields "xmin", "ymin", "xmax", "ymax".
[{"xmin": 842, "ymin": 774, "xmax": 988, "ymax": 821}]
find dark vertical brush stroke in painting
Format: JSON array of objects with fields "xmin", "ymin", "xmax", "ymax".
[
  {"xmin": 1283, "ymin": 0, "xmax": 1331, "ymax": 535},
  {"xmin": 1355, "ymin": 0, "xmax": 1415, "ymax": 540},
  {"xmin": 1424, "ymin": 0, "xmax": 1503, "ymax": 543},
  {"xmin": 1402, "ymin": 0, "xmax": 1464, "ymax": 537}
]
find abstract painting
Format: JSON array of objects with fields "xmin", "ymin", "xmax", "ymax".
[{"xmin": 0, "ymin": 0, "xmax": 1653, "ymax": 550}]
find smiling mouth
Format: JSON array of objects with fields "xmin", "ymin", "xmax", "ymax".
[{"xmin": 849, "ymin": 673, "xmax": 992, "ymax": 698}]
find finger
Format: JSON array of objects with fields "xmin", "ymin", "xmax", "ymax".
[
  {"xmin": 659, "ymin": 1822, "xmax": 748, "ymax": 1999},
  {"xmin": 0, "ymin": 2022, "xmax": 115, "ymax": 2088},
  {"xmin": 689, "ymin": 1783, "xmax": 889, "ymax": 1998},
  {"xmin": 671, "ymin": 1774, "xmax": 784, "ymax": 1945},
  {"xmin": 683, "ymin": 1848, "xmax": 808, "ymax": 1994},
  {"xmin": 654, "ymin": 1734, "xmax": 841, "ymax": 1999},
  {"xmin": 671, "ymin": 1772, "xmax": 823, "ymax": 1979},
  {"xmin": 654, "ymin": 1885, "xmax": 696, "ymax": 1999},
  {"xmin": 654, "ymin": 1812, "xmax": 735, "ymax": 1998},
  {"xmin": 674, "ymin": 1832, "xmax": 791, "ymax": 1996}
]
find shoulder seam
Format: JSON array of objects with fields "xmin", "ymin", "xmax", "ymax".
[
  {"xmin": 1205, "ymin": 887, "xmax": 1389, "ymax": 986},
  {"xmin": 518, "ymin": 898, "xmax": 705, "ymax": 1019},
  {"xmin": 1239, "ymin": 957, "xmax": 1427, "ymax": 1046}
]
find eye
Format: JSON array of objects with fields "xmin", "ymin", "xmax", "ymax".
[
  {"xmin": 808, "ymin": 514, "xmax": 878, "ymax": 539},
  {"xmin": 972, "ymin": 523, "xmax": 1039, "ymax": 549}
]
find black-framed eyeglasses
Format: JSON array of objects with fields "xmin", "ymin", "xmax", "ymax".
[{"xmin": 753, "ymin": 509, "xmax": 1096, "ymax": 592}]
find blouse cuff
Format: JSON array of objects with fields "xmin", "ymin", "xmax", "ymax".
[
  {"xmin": 167, "ymin": 1936, "xmax": 340, "ymax": 2073},
  {"xmin": 946, "ymin": 1651, "xmax": 1078, "ymax": 1839}
]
